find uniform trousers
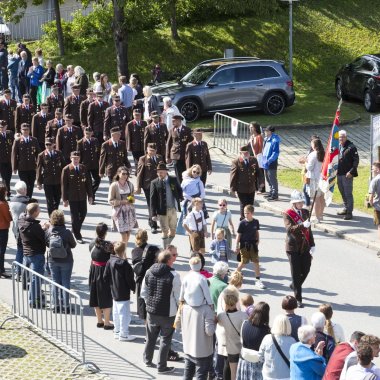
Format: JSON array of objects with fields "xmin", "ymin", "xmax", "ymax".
[
  {"xmin": 19, "ymin": 170, "xmax": 36, "ymax": 198},
  {"xmin": 44, "ymin": 184, "xmax": 61, "ymax": 216},
  {"xmin": 69, "ymin": 200, "xmax": 87, "ymax": 239},
  {"xmin": 286, "ymin": 250, "xmax": 312, "ymax": 303},
  {"xmin": 143, "ymin": 187, "xmax": 158, "ymax": 229},
  {"xmin": 0, "ymin": 162, "xmax": 12, "ymax": 196},
  {"xmin": 131, "ymin": 151, "xmax": 145, "ymax": 173},
  {"xmin": 236, "ymin": 192, "xmax": 255, "ymax": 220},
  {"xmin": 88, "ymin": 169, "xmax": 101, "ymax": 198},
  {"xmin": 200, "ymin": 172, "xmax": 207, "ymax": 186},
  {"xmin": 174, "ymin": 159, "xmax": 186, "ymax": 183}
]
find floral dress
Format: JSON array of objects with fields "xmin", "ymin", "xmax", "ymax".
[{"xmin": 112, "ymin": 181, "xmax": 137, "ymax": 233}]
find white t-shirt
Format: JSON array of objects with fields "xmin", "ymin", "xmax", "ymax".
[{"xmin": 184, "ymin": 210, "xmax": 206, "ymax": 232}]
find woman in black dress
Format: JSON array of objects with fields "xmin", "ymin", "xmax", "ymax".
[
  {"xmin": 131, "ymin": 229, "xmax": 160, "ymax": 320},
  {"xmin": 89, "ymin": 222, "xmax": 114, "ymax": 330}
]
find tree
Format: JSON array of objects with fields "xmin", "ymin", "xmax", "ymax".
[{"xmin": 111, "ymin": 0, "xmax": 128, "ymax": 76}]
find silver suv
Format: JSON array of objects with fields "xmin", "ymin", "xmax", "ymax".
[{"xmin": 151, "ymin": 57, "xmax": 295, "ymax": 122}]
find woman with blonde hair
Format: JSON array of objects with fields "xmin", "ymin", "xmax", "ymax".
[
  {"xmin": 319, "ymin": 303, "xmax": 345, "ymax": 344},
  {"xmin": 108, "ymin": 166, "xmax": 137, "ymax": 244},
  {"xmin": 131, "ymin": 229, "xmax": 160, "ymax": 320}
]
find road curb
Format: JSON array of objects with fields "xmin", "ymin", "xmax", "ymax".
[{"xmin": 206, "ymin": 182, "xmax": 380, "ymax": 254}]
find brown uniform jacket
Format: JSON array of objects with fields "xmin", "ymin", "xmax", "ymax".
[
  {"xmin": 46, "ymin": 118, "xmax": 65, "ymax": 140},
  {"xmin": 36, "ymin": 149, "xmax": 66, "ymax": 186},
  {"xmin": 61, "ymin": 163, "xmax": 93, "ymax": 202},
  {"xmin": 99, "ymin": 139, "xmax": 131, "ymax": 178},
  {"xmin": 11, "ymin": 136, "xmax": 40, "ymax": 171},
  {"xmin": 15, "ymin": 104, "xmax": 36, "ymax": 133},
  {"xmin": 56, "ymin": 126, "xmax": 81, "ymax": 162},
  {"xmin": 31, "ymin": 112, "xmax": 54, "ymax": 148},
  {"xmin": 80, "ymin": 98, "xmax": 93, "ymax": 128},
  {"xmin": 63, "ymin": 95, "xmax": 85, "ymax": 124},
  {"xmin": 77, "ymin": 137, "xmax": 100, "ymax": 170},
  {"xmin": 46, "ymin": 94, "xmax": 64, "ymax": 114},
  {"xmin": 0, "ymin": 99, "xmax": 17, "ymax": 132},
  {"xmin": 230, "ymin": 156, "xmax": 258, "ymax": 193},
  {"xmin": 144, "ymin": 122, "xmax": 168, "ymax": 157},
  {"xmin": 185, "ymin": 140, "xmax": 212, "ymax": 173},
  {"xmin": 125, "ymin": 119, "xmax": 147, "ymax": 152},
  {"xmin": 103, "ymin": 105, "xmax": 129, "ymax": 140},
  {"xmin": 283, "ymin": 208, "xmax": 315, "ymax": 254},
  {"xmin": 136, "ymin": 154, "xmax": 163, "ymax": 190},
  {"xmin": 88, "ymin": 100, "xmax": 109, "ymax": 135},
  {"xmin": 166, "ymin": 125, "xmax": 193, "ymax": 160},
  {"xmin": 0, "ymin": 130, "xmax": 14, "ymax": 163}
]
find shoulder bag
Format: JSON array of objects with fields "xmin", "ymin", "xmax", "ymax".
[
  {"xmin": 272, "ymin": 334, "xmax": 290, "ymax": 367},
  {"xmin": 133, "ymin": 244, "xmax": 150, "ymax": 275},
  {"xmin": 238, "ymin": 320, "xmax": 261, "ymax": 363}
]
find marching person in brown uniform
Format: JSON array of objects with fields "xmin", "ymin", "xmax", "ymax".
[
  {"xmin": 99, "ymin": 127, "xmax": 131, "ymax": 183},
  {"xmin": 136, "ymin": 143, "xmax": 163, "ymax": 233},
  {"xmin": 0, "ymin": 89, "xmax": 17, "ymax": 132},
  {"xmin": 0, "ymin": 120, "xmax": 14, "ymax": 198},
  {"xmin": 185, "ymin": 128, "xmax": 212, "ymax": 185},
  {"xmin": 103, "ymin": 95, "xmax": 129, "ymax": 140},
  {"xmin": 11, "ymin": 123, "xmax": 40, "ymax": 198},
  {"xmin": 46, "ymin": 108, "xmax": 65, "ymax": 140},
  {"xmin": 61, "ymin": 151, "xmax": 93, "ymax": 244},
  {"xmin": 46, "ymin": 84, "xmax": 64, "ymax": 115},
  {"xmin": 77, "ymin": 127, "xmax": 101, "ymax": 202},
  {"xmin": 230, "ymin": 146, "xmax": 258, "ymax": 220},
  {"xmin": 88, "ymin": 91, "xmax": 108, "ymax": 144},
  {"xmin": 36, "ymin": 137, "xmax": 66, "ymax": 215},
  {"xmin": 63, "ymin": 84, "xmax": 85, "ymax": 131},
  {"xmin": 56, "ymin": 114, "xmax": 81, "ymax": 164},
  {"xmin": 80, "ymin": 88, "xmax": 95, "ymax": 131},
  {"xmin": 31, "ymin": 102, "xmax": 53, "ymax": 150},
  {"xmin": 144, "ymin": 111, "xmax": 168, "ymax": 159},
  {"xmin": 283, "ymin": 190, "xmax": 315, "ymax": 308},
  {"xmin": 125, "ymin": 108, "xmax": 147, "ymax": 171},
  {"xmin": 15, "ymin": 94, "xmax": 36, "ymax": 133},
  {"xmin": 166, "ymin": 114, "xmax": 193, "ymax": 183}
]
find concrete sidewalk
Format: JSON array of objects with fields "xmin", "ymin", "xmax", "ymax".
[{"xmin": 205, "ymin": 134, "xmax": 380, "ymax": 254}]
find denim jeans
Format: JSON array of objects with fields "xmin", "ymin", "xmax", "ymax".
[
  {"xmin": 113, "ymin": 300, "xmax": 131, "ymax": 338},
  {"xmin": 264, "ymin": 168, "xmax": 278, "ymax": 197},
  {"xmin": 16, "ymin": 243, "xmax": 24, "ymax": 275},
  {"xmin": 9, "ymin": 76, "xmax": 20, "ymax": 102},
  {"xmin": 48, "ymin": 260, "xmax": 73, "ymax": 307},
  {"xmin": 303, "ymin": 183, "xmax": 311, "ymax": 206},
  {"xmin": 184, "ymin": 354, "xmax": 213, "ymax": 380},
  {"xmin": 23, "ymin": 254, "xmax": 45, "ymax": 305},
  {"xmin": 0, "ymin": 229, "xmax": 9, "ymax": 272}
]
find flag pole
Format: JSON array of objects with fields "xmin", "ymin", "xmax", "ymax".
[{"xmin": 309, "ymin": 99, "xmax": 343, "ymax": 221}]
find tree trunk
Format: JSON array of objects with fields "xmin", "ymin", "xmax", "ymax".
[
  {"xmin": 169, "ymin": 0, "xmax": 179, "ymax": 40},
  {"xmin": 112, "ymin": 0, "xmax": 129, "ymax": 77},
  {"xmin": 53, "ymin": 0, "xmax": 65, "ymax": 56}
]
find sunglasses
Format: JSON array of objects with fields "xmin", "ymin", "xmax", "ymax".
[
  {"xmin": 114, "ymin": 99, "xmax": 121, "ymax": 102},
  {"xmin": 219, "ymin": 204, "xmax": 226, "ymax": 207},
  {"xmin": 192, "ymin": 171, "xmax": 200, "ymax": 174}
]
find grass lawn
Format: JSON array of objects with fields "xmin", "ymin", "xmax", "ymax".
[{"xmin": 277, "ymin": 166, "xmax": 372, "ymax": 214}]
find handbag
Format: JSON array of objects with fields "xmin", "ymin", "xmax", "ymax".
[
  {"xmin": 241, "ymin": 347, "xmax": 261, "ymax": 363},
  {"xmin": 133, "ymin": 244, "xmax": 150, "ymax": 275},
  {"xmin": 272, "ymin": 334, "xmax": 290, "ymax": 367}
]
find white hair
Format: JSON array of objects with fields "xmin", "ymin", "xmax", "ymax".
[
  {"xmin": 14, "ymin": 181, "xmax": 27, "ymax": 194},
  {"xmin": 311, "ymin": 312, "xmax": 326, "ymax": 331},
  {"xmin": 213, "ymin": 261, "xmax": 229, "ymax": 277},
  {"xmin": 143, "ymin": 86, "xmax": 152, "ymax": 97},
  {"xmin": 271, "ymin": 314, "xmax": 292, "ymax": 336},
  {"xmin": 298, "ymin": 325, "xmax": 316, "ymax": 344},
  {"xmin": 56, "ymin": 63, "xmax": 63, "ymax": 71},
  {"xmin": 74, "ymin": 65, "xmax": 85, "ymax": 76},
  {"xmin": 163, "ymin": 96, "xmax": 172, "ymax": 106},
  {"xmin": 339, "ymin": 129, "xmax": 347, "ymax": 136}
]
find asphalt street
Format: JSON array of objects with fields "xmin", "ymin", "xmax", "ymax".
[{"xmin": 0, "ymin": 155, "xmax": 379, "ymax": 379}]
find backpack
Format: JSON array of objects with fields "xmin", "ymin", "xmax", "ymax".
[{"xmin": 49, "ymin": 232, "xmax": 67, "ymax": 259}]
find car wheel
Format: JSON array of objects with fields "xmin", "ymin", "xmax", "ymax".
[
  {"xmin": 178, "ymin": 99, "xmax": 201, "ymax": 122},
  {"xmin": 263, "ymin": 93, "xmax": 286, "ymax": 115},
  {"xmin": 336, "ymin": 79, "xmax": 348, "ymax": 100},
  {"xmin": 364, "ymin": 90, "xmax": 377, "ymax": 112}
]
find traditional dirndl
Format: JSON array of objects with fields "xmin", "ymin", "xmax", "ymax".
[{"xmin": 236, "ymin": 358, "xmax": 263, "ymax": 380}]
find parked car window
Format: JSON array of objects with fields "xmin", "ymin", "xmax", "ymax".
[
  {"xmin": 182, "ymin": 65, "xmax": 218, "ymax": 85},
  {"xmin": 235, "ymin": 66, "xmax": 280, "ymax": 82},
  {"xmin": 362, "ymin": 60, "xmax": 375, "ymax": 72},
  {"xmin": 211, "ymin": 68, "xmax": 235, "ymax": 84},
  {"xmin": 351, "ymin": 58, "xmax": 364, "ymax": 70}
]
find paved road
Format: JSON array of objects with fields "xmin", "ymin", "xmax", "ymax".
[{"xmin": 0, "ymin": 153, "xmax": 379, "ymax": 379}]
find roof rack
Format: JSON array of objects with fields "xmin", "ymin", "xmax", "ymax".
[{"xmin": 199, "ymin": 57, "xmax": 260, "ymax": 64}]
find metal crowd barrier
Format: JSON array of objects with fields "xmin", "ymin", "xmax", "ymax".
[
  {"xmin": 0, "ymin": 261, "xmax": 99, "ymax": 374},
  {"xmin": 212, "ymin": 112, "xmax": 251, "ymax": 156}
]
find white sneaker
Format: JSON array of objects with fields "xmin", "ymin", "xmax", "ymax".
[
  {"xmin": 114, "ymin": 333, "xmax": 120, "ymax": 340},
  {"xmin": 256, "ymin": 280, "xmax": 266, "ymax": 289},
  {"xmin": 119, "ymin": 335, "xmax": 137, "ymax": 342}
]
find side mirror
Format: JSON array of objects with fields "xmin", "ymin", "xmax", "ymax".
[{"xmin": 207, "ymin": 82, "xmax": 218, "ymax": 87}]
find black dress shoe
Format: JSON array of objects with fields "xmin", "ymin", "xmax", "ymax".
[
  {"xmin": 151, "ymin": 227, "xmax": 158, "ymax": 234},
  {"xmin": 343, "ymin": 213, "xmax": 353, "ymax": 220},
  {"xmin": 263, "ymin": 193, "xmax": 272, "ymax": 198},
  {"xmin": 337, "ymin": 209, "xmax": 347, "ymax": 215},
  {"xmin": 76, "ymin": 238, "xmax": 84, "ymax": 244},
  {"xmin": 104, "ymin": 324, "xmax": 114, "ymax": 330}
]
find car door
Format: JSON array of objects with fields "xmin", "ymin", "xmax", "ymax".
[
  {"xmin": 346, "ymin": 58, "xmax": 367, "ymax": 98},
  {"xmin": 203, "ymin": 68, "xmax": 237, "ymax": 110}
]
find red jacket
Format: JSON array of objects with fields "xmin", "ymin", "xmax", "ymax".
[
  {"xmin": 323, "ymin": 342, "xmax": 354, "ymax": 380},
  {"xmin": 0, "ymin": 201, "xmax": 12, "ymax": 229}
]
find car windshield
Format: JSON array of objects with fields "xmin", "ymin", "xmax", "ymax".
[{"xmin": 181, "ymin": 65, "xmax": 218, "ymax": 85}]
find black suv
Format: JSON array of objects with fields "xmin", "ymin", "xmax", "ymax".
[
  {"xmin": 336, "ymin": 54, "xmax": 380, "ymax": 112},
  {"xmin": 151, "ymin": 57, "xmax": 295, "ymax": 122}
]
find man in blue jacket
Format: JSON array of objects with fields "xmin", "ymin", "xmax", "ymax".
[
  {"xmin": 27, "ymin": 57, "xmax": 44, "ymax": 108},
  {"xmin": 262, "ymin": 125, "xmax": 281, "ymax": 201}
]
